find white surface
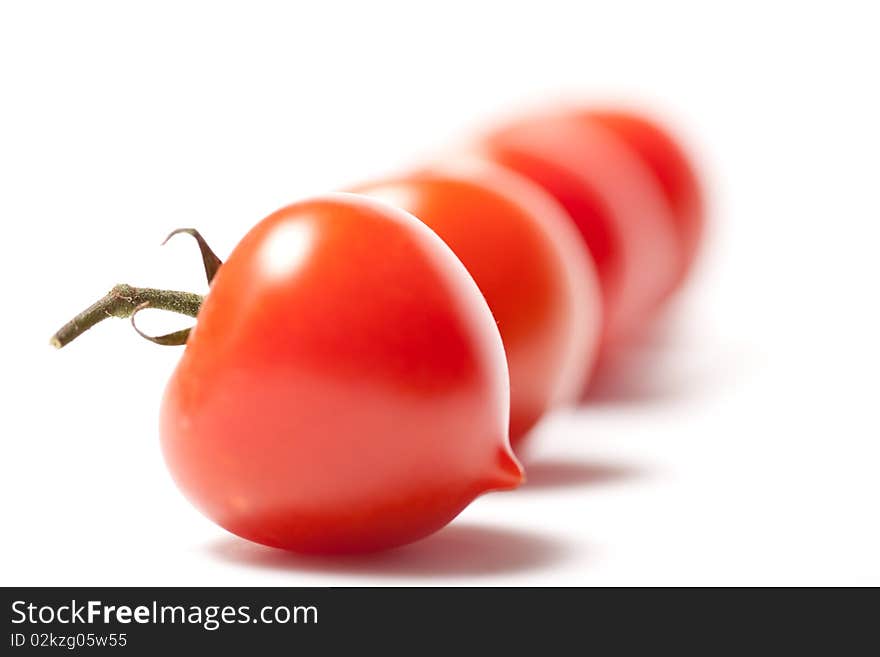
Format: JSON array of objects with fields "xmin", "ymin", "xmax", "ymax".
[{"xmin": 1, "ymin": 1, "xmax": 878, "ymax": 586}]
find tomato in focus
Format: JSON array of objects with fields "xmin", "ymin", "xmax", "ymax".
[
  {"xmin": 160, "ymin": 194, "xmax": 522, "ymax": 554},
  {"xmin": 353, "ymin": 160, "xmax": 602, "ymax": 444}
]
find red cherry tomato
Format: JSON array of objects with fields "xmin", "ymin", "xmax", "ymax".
[
  {"xmin": 478, "ymin": 112, "xmax": 680, "ymax": 345},
  {"xmin": 353, "ymin": 160, "xmax": 602, "ymax": 444},
  {"xmin": 160, "ymin": 194, "xmax": 522, "ymax": 554},
  {"xmin": 583, "ymin": 110, "xmax": 704, "ymax": 289}
]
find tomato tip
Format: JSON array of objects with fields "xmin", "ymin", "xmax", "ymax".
[{"xmin": 491, "ymin": 447, "xmax": 525, "ymax": 490}]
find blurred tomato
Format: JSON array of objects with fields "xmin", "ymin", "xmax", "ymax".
[
  {"xmin": 161, "ymin": 194, "xmax": 521, "ymax": 554},
  {"xmin": 584, "ymin": 110, "xmax": 704, "ymax": 289},
  {"xmin": 478, "ymin": 112, "xmax": 680, "ymax": 345},
  {"xmin": 353, "ymin": 160, "xmax": 602, "ymax": 443}
]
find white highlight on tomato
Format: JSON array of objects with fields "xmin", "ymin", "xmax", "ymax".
[{"xmin": 260, "ymin": 220, "xmax": 315, "ymax": 279}]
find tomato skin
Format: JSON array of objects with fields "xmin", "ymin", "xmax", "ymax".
[
  {"xmin": 583, "ymin": 110, "xmax": 704, "ymax": 290},
  {"xmin": 160, "ymin": 194, "xmax": 521, "ymax": 554},
  {"xmin": 478, "ymin": 113, "xmax": 680, "ymax": 345},
  {"xmin": 353, "ymin": 160, "xmax": 602, "ymax": 444}
]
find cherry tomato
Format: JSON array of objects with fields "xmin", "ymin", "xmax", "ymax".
[
  {"xmin": 583, "ymin": 110, "xmax": 704, "ymax": 290},
  {"xmin": 478, "ymin": 112, "xmax": 680, "ymax": 345},
  {"xmin": 353, "ymin": 160, "xmax": 602, "ymax": 444},
  {"xmin": 160, "ymin": 193, "xmax": 522, "ymax": 554}
]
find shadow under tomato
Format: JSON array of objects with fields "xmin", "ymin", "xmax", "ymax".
[
  {"xmin": 519, "ymin": 459, "xmax": 644, "ymax": 492},
  {"xmin": 582, "ymin": 319, "xmax": 757, "ymax": 407},
  {"xmin": 206, "ymin": 523, "xmax": 573, "ymax": 577}
]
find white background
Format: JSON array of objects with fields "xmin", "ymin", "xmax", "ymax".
[{"xmin": 2, "ymin": 1, "xmax": 878, "ymax": 586}]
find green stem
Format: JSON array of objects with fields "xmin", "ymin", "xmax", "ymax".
[{"xmin": 50, "ymin": 284, "xmax": 203, "ymax": 349}]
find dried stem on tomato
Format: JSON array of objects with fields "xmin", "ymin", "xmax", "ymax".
[
  {"xmin": 49, "ymin": 284, "xmax": 204, "ymax": 348},
  {"xmin": 49, "ymin": 228, "xmax": 223, "ymax": 349}
]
